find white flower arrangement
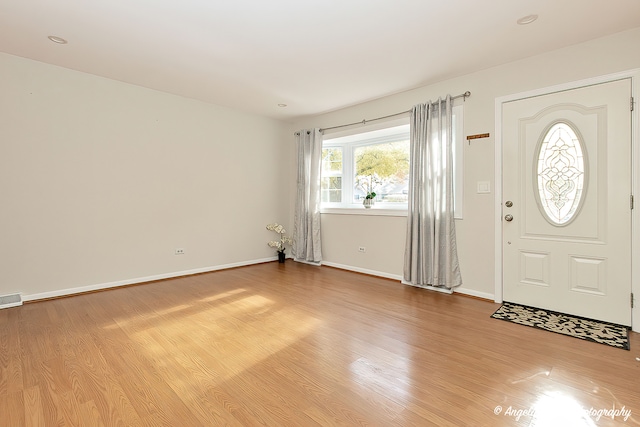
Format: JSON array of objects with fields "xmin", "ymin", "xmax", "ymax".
[{"xmin": 266, "ymin": 223, "xmax": 292, "ymax": 253}]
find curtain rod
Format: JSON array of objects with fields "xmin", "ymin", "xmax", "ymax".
[{"xmin": 320, "ymin": 90, "xmax": 470, "ymax": 133}]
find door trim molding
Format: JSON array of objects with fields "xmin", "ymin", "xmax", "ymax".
[{"xmin": 494, "ymin": 69, "xmax": 640, "ymax": 332}]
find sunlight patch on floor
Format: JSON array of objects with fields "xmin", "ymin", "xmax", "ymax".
[
  {"xmin": 103, "ymin": 288, "xmax": 249, "ymax": 330},
  {"xmin": 126, "ymin": 291, "xmax": 322, "ymax": 387},
  {"xmin": 198, "ymin": 288, "xmax": 247, "ymax": 303},
  {"xmin": 154, "ymin": 304, "xmax": 192, "ymax": 316}
]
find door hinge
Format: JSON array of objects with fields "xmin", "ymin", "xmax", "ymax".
[
  {"xmin": 631, "ymin": 195, "xmax": 634, "ymax": 210},
  {"xmin": 632, "ymin": 293, "xmax": 635, "ymax": 309},
  {"xmin": 632, "ymin": 96, "xmax": 635, "ymax": 112}
]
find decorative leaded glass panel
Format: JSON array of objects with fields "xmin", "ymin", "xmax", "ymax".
[{"xmin": 535, "ymin": 122, "xmax": 585, "ymax": 225}]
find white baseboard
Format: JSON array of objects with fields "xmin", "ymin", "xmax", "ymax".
[
  {"xmin": 23, "ymin": 257, "xmax": 276, "ymax": 302},
  {"xmin": 402, "ymin": 281, "xmax": 453, "ymax": 294},
  {"xmin": 454, "ymin": 287, "xmax": 495, "ymax": 301},
  {"xmin": 22, "ymin": 257, "xmax": 496, "ymax": 304},
  {"xmin": 319, "ymin": 261, "xmax": 494, "ymax": 300},
  {"xmin": 293, "ymin": 259, "xmax": 322, "ymax": 266},
  {"xmin": 321, "ymin": 261, "xmax": 403, "ymax": 281}
]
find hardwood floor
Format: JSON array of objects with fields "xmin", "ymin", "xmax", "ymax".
[{"xmin": 1, "ymin": 262, "xmax": 639, "ymax": 426}]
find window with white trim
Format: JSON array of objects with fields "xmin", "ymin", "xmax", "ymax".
[{"xmin": 321, "ymin": 104, "xmax": 464, "ymax": 218}]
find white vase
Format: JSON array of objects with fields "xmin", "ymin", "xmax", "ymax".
[{"xmin": 363, "ymin": 198, "xmax": 374, "ymax": 209}]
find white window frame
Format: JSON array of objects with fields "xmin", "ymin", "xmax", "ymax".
[{"xmin": 321, "ymin": 105, "xmax": 464, "ymax": 219}]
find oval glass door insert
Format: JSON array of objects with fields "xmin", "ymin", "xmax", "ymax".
[{"xmin": 535, "ymin": 122, "xmax": 586, "ymax": 225}]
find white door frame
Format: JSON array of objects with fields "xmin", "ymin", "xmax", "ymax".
[{"xmin": 494, "ymin": 69, "xmax": 640, "ymax": 332}]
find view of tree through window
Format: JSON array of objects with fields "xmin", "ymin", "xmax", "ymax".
[{"xmin": 354, "ymin": 141, "xmax": 409, "ymax": 203}]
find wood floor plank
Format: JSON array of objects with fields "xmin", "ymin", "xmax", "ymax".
[
  {"xmin": 2, "ymin": 262, "xmax": 639, "ymax": 426},
  {"xmin": 23, "ymin": 386, "xmax": 45, "ymax": 427},
  {"xmin": 0, "ymin": 391, "xmax": 26, "ymax": 427},
  {"xmin": 0, "ymin": 351, "xmax": 24, "ymax": 397},
  {"xmin": 79, "ymin": 400, "xmax": 106, "ymax": 427},
  {"xmin": 152, "ymin": 355, "xmax": 243, "ymax": 426},
  {"xmin": 50, "ymin": 390, "xmax": 83, "ymax": 427},
  {"xmin": 117, "ymin": 357, "xmax": 204, "ymax": 426}
]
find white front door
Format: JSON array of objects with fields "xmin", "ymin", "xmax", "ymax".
[{"xmin": 502, "ymin": 79, "xmax": 632, "ymax": 325}]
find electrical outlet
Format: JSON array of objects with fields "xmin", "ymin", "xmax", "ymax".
[
  {"xmin": 175, "ymin": 248, "xmax": 185, "ymax": 255},
  {"xmin": 358, "ymin": 246, "xmax": 366, "ymax": 253}
]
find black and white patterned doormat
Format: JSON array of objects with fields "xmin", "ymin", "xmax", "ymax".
[{"xmin": 491, "ymin": 302, "xmax": 630, "ymax": 350}]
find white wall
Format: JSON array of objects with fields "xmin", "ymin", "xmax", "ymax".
[
  {"xmin": 291, "ymin": 28, "xmax": 640, "ymax": 299},
  {"xmin": 3, "ymin": 28, "xmax": 638, "ymax": 303},
  {"xmin": 0, "ymin": 53, "xmax": 291, "ymax": 300}
]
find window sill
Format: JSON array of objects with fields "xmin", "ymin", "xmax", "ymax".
[
  {"xmin": 320, "ymin": 207, "xmax": 408, "ymax": 217},
  {"xmin": 320, "ymin": 207, "xmax": 463, "ymax": 220}
]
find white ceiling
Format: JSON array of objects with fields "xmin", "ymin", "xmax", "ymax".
[{"xmin": 1, "ymin": 0, "xmax": 639, "ymax": 120}]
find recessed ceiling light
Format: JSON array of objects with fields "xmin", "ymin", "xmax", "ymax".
[
  {"xmin": 48, "ymin": 35, "xmax": 68, "ymax": 44},
  {"xmin": 517, "ymin": 14, "xmax": 538, "ymax": 25},
  {"xmin": 278, "ymin": 104, "xmax": 287, "ymax": 107}
]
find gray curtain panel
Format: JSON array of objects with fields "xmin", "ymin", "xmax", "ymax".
[
  {"xmin": 404, "ymin": 96, "xmax": 462, "ymax": 289},
  {"xmin": 293, "ymin": 129, "xmax": 323, "ymax": 263}
]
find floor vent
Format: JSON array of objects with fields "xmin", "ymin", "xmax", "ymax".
[{"xmin": 0, "ymin": 293, "xmax": 23, "ymax": 309}]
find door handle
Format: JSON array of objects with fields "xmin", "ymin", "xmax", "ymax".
[{"xmin": 504, "ymin": 214, "xmax": 514, "ymax": 222}]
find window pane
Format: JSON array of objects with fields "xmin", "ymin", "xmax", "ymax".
[
  {"xmin": 322, "ymin": 148, "xmax": 342, "ymax": 173},
  {"xmin": 353, "ymin": 141, "xmax": 409, "ymax": 203},
  {"xmin": 321, "ymin": 148, "xmax": 342, "ymax": 203},
  {"xmin": 321, "ymin": 177, "xmax": 342, "ymax": 203}
]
